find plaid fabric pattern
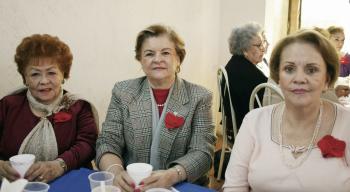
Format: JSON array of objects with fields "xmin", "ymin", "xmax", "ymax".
[{"xmin": 96, "ymin": 76, "xmax": 216, "ymax": 182}]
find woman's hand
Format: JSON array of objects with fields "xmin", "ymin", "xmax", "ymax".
[
  {"xmin": 98, "ymin": 154, "xmax": 136, "ymax": 192},
  {"xmin": 24, "ymin": 160, "xmax": 64, "ymax": 183},
  {"xmin": 113, "ymin": 170, "xmax": 136, "ymax": 192},
  {"xmin": 0, "ymin": 160, "xmax": 20, "ymax": 181},
  {"xmin": 140, "ymin": 169, "xmax": 178, "ymax": 191}
]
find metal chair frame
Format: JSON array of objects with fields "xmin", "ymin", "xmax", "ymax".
[
  {"xmin": 216, "ymin": 65, "xmax": 238, "ymax": 180},
  {"xmin": 249, "ymin": 82, "xmax": 284, "ymax": 111}
]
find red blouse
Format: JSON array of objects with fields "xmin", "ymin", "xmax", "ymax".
[
  {"xmin": 0, "ymin": 90, "xmax": 98, "ymax": 170},
  {"xmin": 152, "ymin": 88, "xmax": 170, "ymax": 116}
]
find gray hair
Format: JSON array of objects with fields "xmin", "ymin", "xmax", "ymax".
[{"xmin": 228, "ymin": 22, "xmax": 263, "ymax": 55}]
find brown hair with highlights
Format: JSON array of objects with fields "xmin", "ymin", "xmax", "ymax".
[
  {"xmin": 135, "ymin": 24, "xmax": 186, "ymax": 64},
  {"xmin": 269, "ymin": 29, "xmax": 339, "ymax": 88}
]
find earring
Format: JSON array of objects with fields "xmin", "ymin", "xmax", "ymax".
[{"xmin": 176, "ymin": 65, "xmax": 181, "ymax": 73}]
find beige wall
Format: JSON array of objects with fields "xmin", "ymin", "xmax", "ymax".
[
  {"xmin": 264, "ymin": 0, "xmax": 289, "ymax": 59},
  {"xmin": 0, "ymin": 0, "xmax": 274, "ymax": 128}
]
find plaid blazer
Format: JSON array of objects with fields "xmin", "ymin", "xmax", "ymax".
[{"xmin": 96, "ymin": 76, "xmax": 216, "ymax": 182}]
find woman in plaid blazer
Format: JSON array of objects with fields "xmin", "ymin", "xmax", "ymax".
[{"xmin": 96, "ymin": 24, "xmax": 216, "ymax": 192}]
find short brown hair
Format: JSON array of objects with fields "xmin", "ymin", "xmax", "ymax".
[
  {"xmin": 269, "ymin": 30, "xmax": 339, "ymax": 88},
  {"xmin": 15, "ymin": 34, "xmax": 73, "ymax": 82},
  {"xmin": 327, "ymin": 26, "xmax": 344, "ymax": 35},
  {"xmin": 134, "ymin": 24, "xmax": 186, "ymax": 63}
]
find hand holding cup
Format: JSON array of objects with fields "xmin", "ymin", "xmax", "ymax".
[
  {"xmin": 126, "ymin": 163, "xmax": 153, "ymax": 186},
  {"xmin": 9, "ymin": 154, "xmax": 35, "ymax": 178}
]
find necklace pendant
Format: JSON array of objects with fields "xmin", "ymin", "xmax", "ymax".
[
  {"xmin": 279, "ymin": 101, "xmax": 323, "ymax": 169},
  {"xmin": 288, "ymin": 145, "xmax": 307, "ymax": 154}
]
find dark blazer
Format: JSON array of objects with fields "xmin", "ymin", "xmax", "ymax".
[
  {"xmin": 96, "ymin": 76, "xmax": 216, "ymax": 183},
  {"xmin": 223, "ymin": 55, "xmax": 267, "ymax": 142}
]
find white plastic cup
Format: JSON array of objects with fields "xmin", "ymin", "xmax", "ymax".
[
  {"xmin": 23, "ymin": 182, "xmax": 50, "ymax": 192},
  {"xmin": 126, "ymin": 163, "xmax": 153, "ymax": 186},
  {"xmin": 91, "ymin": 185, "xmax": 121, "ymax": 192},
  {"xmin": 88, "ymin": 171, "xmax": 115, "ymax": 190},
  {"xmin": 9, "ymin": 154, "xmax": 35, "ymax": 178}
]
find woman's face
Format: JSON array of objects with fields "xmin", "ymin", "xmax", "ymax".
[
  {"xmin": 278, "ymin": 42, "xmax": 329, "ymax": 107},
  {"xmin": 24, "ymin": 58, "xmax": 64, "ymax": 105},
  {"xmin": 243, "ymin": 34, "xmax": 265, "ymax": 64},
  {"xmin": 329, "ymin": 32, "xmax": 345, "ymax": 52},
  {"xmin": 262, "ymin": 31, "xmax": 269, "ymax": 53},
  {"xmin": 140, "ymin": 35, "xmax": 180, "ymax": 88}
]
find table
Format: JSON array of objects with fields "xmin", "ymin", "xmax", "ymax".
[{"xmin": 49, "ymin": 168, "xmax": 216, "ymax": 192}]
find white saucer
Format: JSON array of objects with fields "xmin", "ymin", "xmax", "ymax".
[{"xmin": 145, "ymin": 188, "xmax": 172, "ymax": 192}]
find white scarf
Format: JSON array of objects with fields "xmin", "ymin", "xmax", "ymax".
[{"xmin": 18, "ymin": 89, "xmax": 66, "ymax": 161}]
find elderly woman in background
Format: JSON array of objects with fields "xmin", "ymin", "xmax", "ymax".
[
  {"xmin": 328, "ymin": 26, "xmax": 350, "ymax": 77},
  {"xmin": 310, "ymin": 26, "xmax": 347, "ymax": 101},
  {"xmin": 0, "ymin": 34, "xmax": 98, "ymax": 183},
  {"xmin": 327, "ymin": 26, "xmax": 350, "ymax": 99},
  {"xmin": 223, "ymin": 30, "xmax": 350, "ymax": 191},
  {"xmin": 96, "ymin": 24, "xmax": 215, "ymax": 191},
  {"xmin": 256, "ymin": 30, "xmax": 270, "ymax": 77},
  {"xmin": 223, "ymin": 22, "xmax": 267, "ymax": 142}
]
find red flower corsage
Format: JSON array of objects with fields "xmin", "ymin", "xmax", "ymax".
[
  {"xmin": 54, "ymin": 111, "xmax": 72, "ymax": 123},
  {"xmin": 340, "ymin": 55, "xmax": 350, "ymax": 65},
  {"xmin": 165, "ymin": 111, "xmax": 185, "ymax": 129},
  {"xmin": 317, "ymin": 135, "xmax": 346, "ymax": 158}
]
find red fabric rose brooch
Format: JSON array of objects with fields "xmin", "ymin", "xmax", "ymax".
[
  {"xmin": 317, "ymin": 135, "xmax": 346, "ymax": 158},
  {"xmin": 165, "ymin": 111, "xmax": 184, "ymax": 129},
  {"xmin": 340, "ymin": 55, "xmax": 350, "ymax": 65},
  {"xmin": 54, "ymin": 111, "xmax": 72, "ymax": 123}
]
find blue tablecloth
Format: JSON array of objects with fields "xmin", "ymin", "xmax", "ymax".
[{"xmin": 49, "ymin": 168, "xmax": 216, "ymax": 192}]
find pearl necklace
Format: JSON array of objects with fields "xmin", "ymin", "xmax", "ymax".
[
  {"xmin": 157, "ymin": 103, "xmax": 165, "ymax": 107},
  {"xmin": 279, "ymin": 101, "xmax": 323, "ymax": 169}
]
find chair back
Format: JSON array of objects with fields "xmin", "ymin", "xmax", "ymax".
[
  {"xmin": 217, "ymin": 65, "xmax": 238, "ymax": 139},
  {"xmin": 216, "ymin": 65, "xmax": 238, "ymax": 180},
  {"xmin": 249, "ymin": 82, "xmax": 284, "ymax": 111}
]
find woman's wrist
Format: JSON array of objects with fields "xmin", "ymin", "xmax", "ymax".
[
  {"xmin": 0, "ymin": 160, "xmax": 9, "ymax": 174},
  {"xmin": 106, "ymin": 163, "xmax": 124, "ymax": 176},
  {"xmin": 170, "ymin": 165, "xmax": 186, "ymax": 184},
  {"xmin": 53, "ymin": 159, "xmax": 66, "ymax": 177},
  {"xmin": 55, "ymin": 158, "xmax": 67, "ymax": 172}
]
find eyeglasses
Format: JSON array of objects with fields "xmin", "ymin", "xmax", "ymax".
[
  {"xmin": 263, "ymin": 39, "xmax": 269, "ymax": 47},
  {"xmin": 251, "ymin": 43, "xmax": 265, "ymax": 49},
  {"xmin": 252, "ymin": 40, "xmax": 269, "ymax": 50}
]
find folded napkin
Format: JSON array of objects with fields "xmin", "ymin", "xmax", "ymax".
[
  {"xmin": 0, "ymin": 178, "xmax": 28, "ymax": 192},
  {"xmin": 335, "ymin": 77, "xmax": 349, "ymax": 87}
]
